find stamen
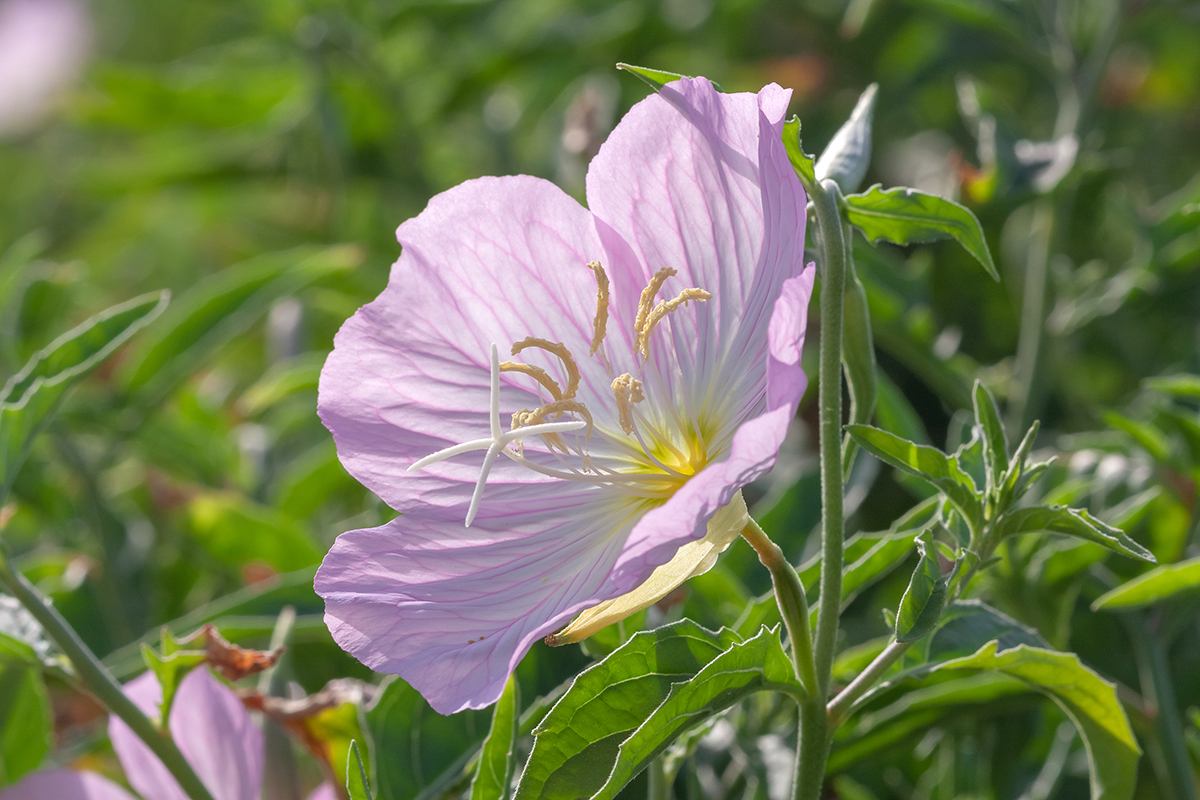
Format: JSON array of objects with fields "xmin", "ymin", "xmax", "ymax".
[
  {"xmin": 586, "ymin": 261, "xmax": 610, "ymax": 356},
  {"xmin": 511, "ymin": 337, "xmax": 581, "ymax": 399},
  {"xmin": 611, "ymin": 373, "xmax": 644, "ymax": 435},
  {"xmin": 499, "ymin": 361, "xmax": 563, "ymax": 401},
  {"xmin": 636, "ymin": 288, "xmax": 711, "ymax": 360},
  {"xmin": 634, "ymin": 267, "xmax": 677, "ymax": 339},
  {"xmin": 515, "ymin": 399, "xmax": 594, "ymax": 441}
]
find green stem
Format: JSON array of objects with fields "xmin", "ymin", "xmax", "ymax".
[
  {"xmin": 741, "ymin": 520, "xmax": 816, "ymax": 697},
  {"xmin": 647, "ymin": 755, "xmax": 672, "ymax": 800},
  {"xmin": 825, "ymin": 639, "xmax": 912, "ymax": 725},
  {"xmin": 0, "ymin": 554, "xmax": 217, "ymax": 800},
  {"xmin": 794, "ymin": 177, "xmax": 849, "ymax": 800}
]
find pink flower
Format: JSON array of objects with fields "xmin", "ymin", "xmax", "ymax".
[
  {"xmin": 0, "ymin": 0, "xmax": 89, "ymax": 135},
  {"xmin": 316, "ymin": 77, "xmax": 813, "ymax": 714},
  {"xmin": 0, "ymin": 668, "xmax": 330, "ymax": 800}
]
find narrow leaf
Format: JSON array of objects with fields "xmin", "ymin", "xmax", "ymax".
[
  {"xmin": 997, "ymin": 506, "xmax": 1155, "ymax": 563},
  {"xmin": 895, "ymin": 531, "xmax": 958, "ymax": 643},
  {"xmin": 0, "ymin": 292, "xmax": 168, "ymax": 503},
  {"xmin": 846, "ymin": 424, "xmax": 982, "ymax": 527},
  {"xmin": 1144, "ymin": 374, "xmax": 1200, "ymax": 398},
  {"xmin": 470, "ymin": 675, "xmax": 520, "ymax": 800},
  {"xmin": 591, "ymin": 627, "xmax": 802, "ymax": 800},
  {"xmin": 931, "ymin": 642, "xmax": 1140, "ymax": 800},
  {"xmin": 1092, "ymin": 555, "xmax": 1200, "ymax": 610},
  {"xmin": 514, "ymin": 620, "xmax": 740, "ymax": 800},
  {"xmin": 815, "ymin": 83, "xmax": 878, "ymax": 194},
  {"xmin": 346, "ymin": 740, "xmax": 372, "ymax": 800},
  {"xmin": 844, "ymin": 185, "xmax": 998, "ymax": 279},
  {"xmin": 614, "ymin": 64, "xmax": 719, "ymax": 93},
  {"xmin": 972, "ymin": 381, "xmax": 1007, "ymax": 493},
  {"xmin": 140, "ymin": 642, "xmax": 205, "ymax": 722}
]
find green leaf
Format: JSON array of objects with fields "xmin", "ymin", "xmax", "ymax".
[
  {"xmin": 347, "ymin": 740, "xmax": 373, "ymax": 800},
  {"xmin": 972, "ymin": 381, "xmax": 1007, "ymax": 494},
  {"xmin": 996, "ymin": 420, "xmax": 1042, "ymax": 509},
  {"xmin": 997, "ymin": 505, "xmax": 1155, "ymax": 563},
  {"xmin": 814, "ymin": 83, "xmax": 878, "ymax": 194},
  {"xmin": 141, "ymin": 639, "xmax": 205, "ymax": 723},
  {"xmin": 614, "ymin": 64, "xmax": 719, "ymax": 93},
  {"xmin": 307, "ymin": 697, "xmax": 371, "ymax": 794},
  {"xmin": 895, "ymin": 530, "xmax": 959, "ymax": 643},
  {"xmin": 926, "ymin": 600, "xmax": 1049, "ymax": 661},
  {"xmin": 1092, "ymin": 555, "xmax": 1200, "ymax": 610},
  {"xmin": 1103, "ymin": 411, "xmax": 1169, "ymax": 461},
  {"xmin": 0, "ymin": 597, "xmax": 51, "ymax": 663},
  {"xmin": 0, "ymin": 635, "xmax": 52, "ymax": 787},
  {"xmin": 590, "ymin": 626, "xmax": 802, "ymax": 800},
  {"xmin": 470, "ymin": 675, "xmax": 520, "ymax": 800},
  {"xmin": 120, "ymin": 245, "xmax": 360, "ymax": 406},
  {"xmin": 930, "ymin": 642, "xmax": 1140, "ymax": 800},
  {"xmin": 236, "ymin": 352, "xmax": 324, "ymax": 417},
  {"xmin": 515, "ymin": 620, "xmax": 740, "ymax": 800},
  {"xmin": 846, "ymin": 424, "xmax": 982, "ymax": 528},
  {"xmin": 842, "ymin": 271, "xmax": 877, "ymax": 475},
  {"xmin": 874, "ymin": 370, "xmax": 930, "ymax": 445},
  {"xmin": 782, "ymin": 117, "xmax": 817, "ymax": 188},
  {"xmin": 0, "ymin": 291, "xmax": 168, "ymax": 504},
  {"xmin": 186, "ymin": 492, "xmax": 321, "ymax": 571},
  {"xmin": 1145, "ymin": 374, "xmax": 1200, "ymax": 398},
  {"xmin": 843, "ymin": 185, "xmax": 998, "ymax": 280}
]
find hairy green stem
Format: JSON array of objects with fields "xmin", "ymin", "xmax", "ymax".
[
  {"xmin": 0, "ymin": 554, "xmax": 217, "ymax": 800},
  {"xmin": 793, "ymin": 177, "xmax": 849, "ymax": 800},
  {"xmin": 825, "ymin": 639, "xmax": 912, "ymax": 725},
  {"xmin": 741, "ymin": 519, "xmax": 816, "ymax": 697}
]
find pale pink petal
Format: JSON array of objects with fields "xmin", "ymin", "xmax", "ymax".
[
  {"xmin": 0, "ymin": 770, "xmax": 137, "ymax": 800},
  {"xmin": 306, "ymin": 784, "xmax": 338, "ymax": 800},
  {"xmin": 109, "ymin": 669, "xmax": 262, "ymax": 800},
  {"xmin": 317, "ymin": 494, "xmax": 639, "ymax": 714},
  {"xmin": 586, "ymin": 77, "xmax": 807, "ymax": 408},
  {"xmin": 319, "ymin": 175, "xmax": 618, "ymax": 514}
]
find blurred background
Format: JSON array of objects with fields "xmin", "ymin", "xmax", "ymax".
[{"xmin": 1, "ymin": 0, "xmax": 1199, "ymax": 798}]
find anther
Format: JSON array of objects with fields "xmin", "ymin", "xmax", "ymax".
[
  {"xmin": 511, "ymin": 337, "xmax": 581, "ymax": 399},
  {"xmin": 636, "ymin": 288, "xmax": 712, "ymax": 360},
  {"xmin": 611, "ymin": 373, "xmax": 644, "ymax": 435},
  {"xmin": 513, "ymin": 399, "xmax": 594, "ymax": 453},
  {"xmin": 586, "ymin": 261, "xmax": 610, "ymax": 356},
  {"xmin": 634, "ymin": 267, "xmax": 677, "ymax": 339},
  {"xmin": 499, "ymin": 361, "xmax": 563, "ymax": 401}
]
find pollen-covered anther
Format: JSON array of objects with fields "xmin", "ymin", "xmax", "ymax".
[
  {"xmin": 611, "ymin": 373, "xmax": 644, "ymax": 435},
  {"xmin": 634, "ymin": 267, "xmax": 677, "ymax": 337},
  {"xmin": 512, "ymin": 400, "xmax": 594, "ymax": 453},
  {"xmin": 511, "ymin": 337, "xmax": 581, "ymax": 399},
  {"xmin": 636, "ymin": 288, "xmax": 712, "ymax": 360},
  {"xmin": 586, "ymin": 261, "xmax": 610, "ymax": 357},
  {"xmin": 499, "ymin": 361, "xmax": 563, "ymax": 401}
]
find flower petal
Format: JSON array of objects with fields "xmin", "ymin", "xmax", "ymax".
[
  {"xmin": 306, "ymin": 784, "xmax": 338, "ymax": 800},
  {"xmin": 109, "ymin": 669, "xmax": 262, "ymax": 800},
  {"xmin": 319, "ymin": 175, "xmax": 619, "ymax": 514},
  {"xmin": 316, "ymin": 494, "xmax": 643, "ymax": 714},
  {"xmin": 586, "ymin": 77, "xmax": 807, "ymax": 411},
  {"xmin": 0, "ymin": 770, "xmax": 137, "ymax": 800},
  {"xmin": 550, "ymin": 491, "xmax": 748, "ymax": 644}
]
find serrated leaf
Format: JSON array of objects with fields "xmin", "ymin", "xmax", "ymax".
[
  {"xmin": 997, "ymin": 505, "xmax": 1155, "ymax": 563},
  {"xmin": 120, "ymin": 245, "xmax": 360, "ymax": 406},
  {"xmin": 0, "ymin": 635, "xmax": 52, "ymax": 787},
  {"xmin": 930, "ymin": 642, "xmax": 1140, "ymax": 800},
  {"xmin": 590, "ymin": 626, "xmax": 802, "ymax": 800},
  {"xmin": 926, "ymin": 600, "xmax": 1050, "ymax": 661},
  {"xmin": 0, "ymin": 291, "xmax": 168, "ymax": 504},
  {"xmin": 895, "ymin": 531, "xmax": 959, "ymax": 643},
  {"xmin": 972, "ymin": 381, "xmax": 1007, "ymax": 494},
  {"xmin": 815, "ymin": 83, "xmax": 878, "ymax": 194},
  {"xmin": 515, "ymin": 620, "xmax": 740, "ymax": 800},
  {"xmin": 846, "ymin": 424, "xmax": 982, "ymax": 528},
  {"xmin": 844, "ymin": 185, "xmax": 998, "ymax": 279},
  {"xmin": 347, "ymin": 740, "xmax": 372, "ymax": 800},
  {"xmin": 996, "ymin": 420, "xmax": 1041, "ymax": 509},
  {"xmin": 1092, "ymin": 555, "xmax": 1200, "ymax": 610},
  {"xmin": 470, "ymin": 675, "xmax": 519, "ymax": 800},
  {"xmin": 782, "ymin": 116, "xmax": 817, "ymax": 188}
]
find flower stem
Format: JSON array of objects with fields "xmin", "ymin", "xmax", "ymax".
[
  {"xmin": 825, "ymin": 639, "xmax": 911, "ymax": 725},
  {"xmin": 793, "ymin": 177, "xmax": 849, "ymax": 800},
  {"xmin": 0, "ymin": 553, "xmax": 217, "ymax": 800},
  {"xmin": 741, "ymin": 519, "xmax": 816, "ymax": 697}
]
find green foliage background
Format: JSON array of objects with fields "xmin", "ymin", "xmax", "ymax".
[{"xmin": 1, "ymin": 0, "xmax": 1199, "ymax": 798}]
